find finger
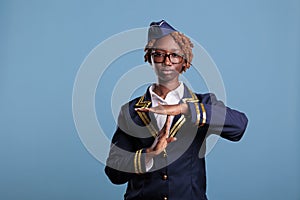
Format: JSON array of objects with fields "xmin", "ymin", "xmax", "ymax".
[
  {"xmin": 162, "ymin": 115, "xmax": 171, "ymax": 130},
  {"xmin": 135, "ymin": 107, "xmax": 150, "ymax": 112},
  {"xmin": 138, "ymin": 104, "xmax": 167, "ymax": 115},
  {"xmin": 166, "ymin": 137, "xmax": 177, "ymax": 143},
  {"xmin": 135, "ymin": 107, "xmax": 161, "ymax": 114},
  {"xmin": 166, "ymin": 115, "xmax": 171, "ymax": 128},
  {"xmin": 156, "ymin": 115, "xmax": 171, "ymax": 139},
  {"xmin": 162, "ymin": 115, "xmax": 171, "ymax": 138},
  {"xmin": 156, "ymin": 102, "xmax": 167, "ymax": 115},
  {"xmin": 153, "ymin": 139, "xmax": 167, "ymax": 152}
]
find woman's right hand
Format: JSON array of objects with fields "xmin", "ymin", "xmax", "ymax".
[{"xmin": 145, "ymin": 115, "xmax": 177, "ymax": 163}]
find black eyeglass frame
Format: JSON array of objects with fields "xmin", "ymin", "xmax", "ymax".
[{"xmin": 150, "ymin": 49, "xmax": 186, "ymax": 64}]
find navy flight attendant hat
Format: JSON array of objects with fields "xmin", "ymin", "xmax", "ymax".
[{"xmin": 147, "ymin": 20, "xmax": 177, "ymax": 42}]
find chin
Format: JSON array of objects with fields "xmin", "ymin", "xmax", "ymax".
[{"xmin": 158, "ymin": 75, "xmax": 177, "ymax": 83}]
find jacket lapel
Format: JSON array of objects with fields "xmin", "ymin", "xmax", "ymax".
[
  {"xmin": 168, "ymin": 84, "xmax": 197, "ymax": 137},
  {"xmin": 134, "ymin": 84, "xmax": 199, "ymax": 138},
  {"xmin": 134, "ymin": 88, "xmax": 158, "ymax": 137}
]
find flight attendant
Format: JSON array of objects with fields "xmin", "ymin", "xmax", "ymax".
[{"xmin": 105, "ymin": 20, "xmax": 248, "ymax": 200}]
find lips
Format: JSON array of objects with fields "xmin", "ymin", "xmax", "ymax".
[{"xmin": 161, "ymin": 69, "xmax": 174, "ymax": 74}]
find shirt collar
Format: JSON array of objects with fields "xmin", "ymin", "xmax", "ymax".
[{"xmin": 149, "ymin": 82, "xmax": 184, "ymax": 103}]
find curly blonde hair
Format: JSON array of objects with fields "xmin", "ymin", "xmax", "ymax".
[{"xmin": 144, "ymin": 31, "xmax": 194, "ymax": 72}]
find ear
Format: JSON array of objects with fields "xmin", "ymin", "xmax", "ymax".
[
  {"xmin": 181, "ymin": 65, "xmax": 185, "ymax": 73},
  {"xmin": 148, "ymin": 52, "xmax": 152, "ymax": 63},
  {"xmin": 181, "ymin": 60, "xmax": 189, "ymax": 73},
  {"xmin": 144, "ymin": 51, "xmax": 152, "ymax": 64}
]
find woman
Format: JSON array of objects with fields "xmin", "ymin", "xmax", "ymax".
[{"xmin": 105, "ymin": 20, "xmax": 248, "ymax": 200}]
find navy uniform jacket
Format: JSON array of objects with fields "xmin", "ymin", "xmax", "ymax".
[{"xmin": 105, "ymin": 84, "xmax": 248, "ymax": 200}]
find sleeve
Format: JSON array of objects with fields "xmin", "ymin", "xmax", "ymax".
[
  {"xmin": 104, "ymin": 107, "xmax": 148, "ymax": 185},
  {"xmin": 185, "ymin": 93, "xmax": 248, "ymax": 141}
]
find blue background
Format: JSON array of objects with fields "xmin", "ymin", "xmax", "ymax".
[{"xmin": 1, "ymin": 0, "xmax": 299, "ymax": 199}]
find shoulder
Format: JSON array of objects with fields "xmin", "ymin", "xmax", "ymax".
[
  {"xmin": 120, "ymin": 96, "xmax": 144, "ymax": 111},
  {"xmin": 194, "ymin": 92, "xmax": 226, "ymax": 107},
  {"xmin": 118, "ymin": 95, "xmax": 146, "ymax": 122},
  {"xmin": 193, "ymin": 92, "xmax": 219, "ymax": 103}
]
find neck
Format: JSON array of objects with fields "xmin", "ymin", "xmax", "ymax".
[{"xmin": 153, "ymin": 80, "xmax": 180, "ymax": 99}]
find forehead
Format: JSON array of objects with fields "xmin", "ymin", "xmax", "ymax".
[{"xmin": 153, "ymin": 35, "xmax": 181, "ymax": 52}]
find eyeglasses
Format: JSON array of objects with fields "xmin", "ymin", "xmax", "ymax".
[{"xmin": 151, "ymin": 49, "xmax": 185, "ymax": 64}]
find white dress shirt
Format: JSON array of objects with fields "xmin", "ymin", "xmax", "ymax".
[
  {"xmin": 145, "ymin": 82, "xmax": 184, "ymax": 171},
  {"xmin": 149, "ymin": 82, "xmax": 184, "ymax": 130}
]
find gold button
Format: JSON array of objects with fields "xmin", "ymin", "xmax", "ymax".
[{"xmin": 162, "ymin": 174, "xmax": 168, "ymax": 180}]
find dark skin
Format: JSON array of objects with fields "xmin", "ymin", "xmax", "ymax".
[{"xmin": 135, "ymin": 35, "xmax": 190, "ymax": 163}]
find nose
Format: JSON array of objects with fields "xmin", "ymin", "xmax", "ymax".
[{"xmin": 164, "ymin": 55, "xmax": 172, "ymax": 66}]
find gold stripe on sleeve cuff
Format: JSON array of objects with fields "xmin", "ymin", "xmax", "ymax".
[
  {"xmin": 134, "ymin": 150, "xmax": 139, "ymax": 174},
  {"xmin": 137, "ymin": 149, "xmax": 143, "ymax": 173},
  {"xmin": 199, "ymin": 103, "xmax": 206, "ymax": 127},
  {"xmin": 192, "ymin": 93, "xmax": 201, "ymax": 126},
  {"xmin": 134, "ymin": 149, "xmax": 143, "ymax": 174}
]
